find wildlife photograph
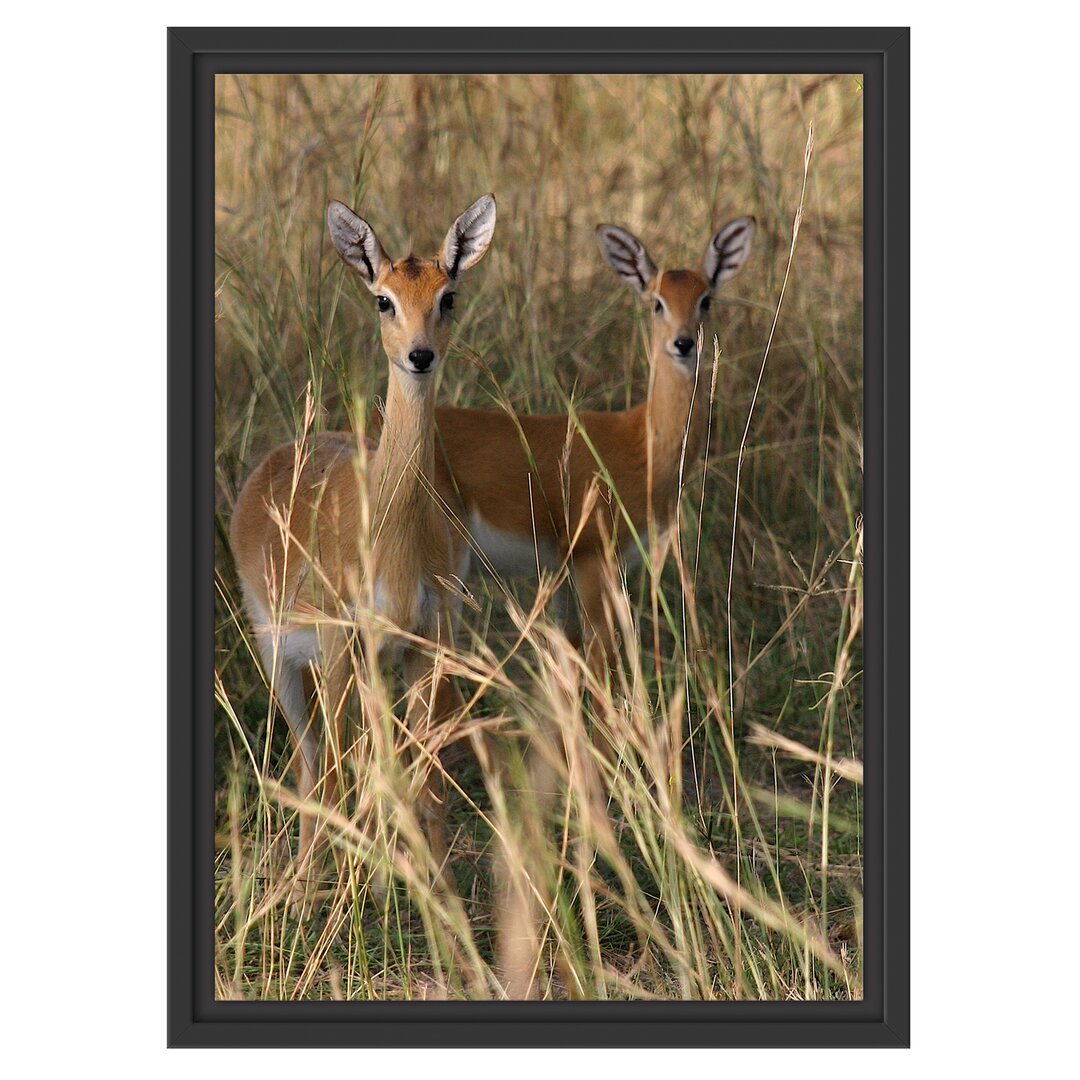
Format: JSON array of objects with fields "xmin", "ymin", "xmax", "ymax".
[{"xmin": 213, "ymin": 72, "xmax": 864, "ymax": 1001}]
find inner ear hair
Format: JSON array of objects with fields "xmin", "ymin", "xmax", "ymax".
[
  {"xmin": 441, "ymin": 193, "xmax": 497, "ymax": 279},
  {"xmin": 703, "ymin": 216, "xmax": 756, "ymax": 290},
  {"xmin": 596, "ymin": 224, "xmax": 657, "ymax": 295},
  {"xmin": 327, "ymin": 200, "xmax": 386, "ymax": 287}
]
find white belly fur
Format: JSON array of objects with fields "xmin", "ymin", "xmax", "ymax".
[
  {"xmin": 248, "ymin": 575, "xmax": 441, "ymax": 674},
  {"xmin": 467, "ymin": 510, "xmax": 560, "ymax": 579},
  {"xmin": 247, "ymin": 595, "xmax": 321, "ymax": 667}
]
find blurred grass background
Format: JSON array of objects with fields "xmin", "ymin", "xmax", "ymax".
[{"xmin": 214, "ymin": 73, "xmax": 864, "ymax": 1001}]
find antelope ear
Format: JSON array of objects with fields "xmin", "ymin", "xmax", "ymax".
[
  {"xmin": 596, "ymin": 224, "xmax": 657, "ymax": 295},
  {"xmin": 327, "ymin": 201, "xmax": 387, "ymax": 289},
  {"xmin": 440, "ymin": 194, "xmax": 496, "ymax": 278},
  {"xmin": 703, "ymin": 216, "xmax": 755, "ymax": 290}
]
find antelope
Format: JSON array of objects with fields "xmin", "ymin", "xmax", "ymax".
[
  {"xmin": 229, "ymin": 194, "xmax": 496, "ymax": 896},
  {"xmin": 432, "ymin": 217, "xmax": 755, "ymax": 999},
  {"xmin": 431, "ymin": 217, "xmax": 756, "ymax": 678}
]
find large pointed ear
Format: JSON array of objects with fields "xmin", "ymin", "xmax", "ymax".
[
  {"xmin": 596, "ymin": 224, "xmax": 657, "ymax": 295},
  {"xmin": 439, "ymin": 194, "xmax": 496, "ymax": 279},
  {"xmin": 327, "ymin": 200, "xmax": 387, "ymax": 289},
  {"xmin": 703, "ymin": 216, "xmax": 756, "ymax": 290}
]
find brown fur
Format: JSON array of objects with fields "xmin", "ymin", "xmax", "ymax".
[
  {"xmin": 229, "ymin": 196, "xmax": 495, "ymax": 901},
  {"xmin": 231, "ymin": 257, "xmax": 463, "ymax": 640},
  {"xmin": 434, "ymin": 263, "xmax": 717, "ymax": 672},
  {"xmin": 436, "ymin": 258, "xmax": 721, "ymax": 1001},
  {"xmin": 434, "ymin": 251, "xmax": 740, "ymax": 1000}
]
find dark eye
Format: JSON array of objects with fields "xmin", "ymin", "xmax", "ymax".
[
  {"xmin": 700, "ymin": 296, "xmax": 711, "ymax": 312},
  {"xmin": 654, "ymin": 299, "xmax": 663, "ymax": 314},
  {"xmin": 440, "ymin": 293, "xmax": 455, "ymax": 313},
  {"xmin": 376, "ymin": 296, "xmax": 393, "ymax": 314}
]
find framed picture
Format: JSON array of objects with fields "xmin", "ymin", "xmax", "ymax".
[{"xmin": 169, "ymin": 26, "xmax": 909, "ymax": 1047}]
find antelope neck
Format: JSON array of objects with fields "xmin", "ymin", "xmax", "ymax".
[
  {"xmin": 371, "ymin": 366, "xmax": 438, "ymax": 528},
  {"xmin": 645, "ymin": 337, "xmax": 713, "ymax": 478}
]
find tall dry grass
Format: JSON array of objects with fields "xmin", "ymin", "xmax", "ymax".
[{"xmin": 213, "ymin": 73, "xmax": 864, "ymax": 1000}]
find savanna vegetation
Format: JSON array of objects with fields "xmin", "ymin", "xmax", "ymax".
[{"xmin": 214, "ymin": 73, "xmax": 864, "ymax": 1001}]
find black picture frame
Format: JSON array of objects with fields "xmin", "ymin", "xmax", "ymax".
[{"xmin": 169, "ymin": 26, "xmax": 909, "ymax": 1048}]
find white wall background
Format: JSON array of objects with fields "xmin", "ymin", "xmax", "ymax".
[{"xmin": 4, "ymin": 4, "xmax": 1075, "ymax": 1074}]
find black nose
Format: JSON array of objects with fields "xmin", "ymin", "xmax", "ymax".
[
  {"xmin": 674, "ymin": 337, "xmax": 695, "ymax": 357},
  {"xmin": 408, "ymin": 348, "xmax": 435, "ymax": 372}
]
